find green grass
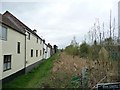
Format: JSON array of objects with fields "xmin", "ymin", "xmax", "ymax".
[{"xmin": 3, "ymin": 53, "xmax": 59, "ymax": 88}]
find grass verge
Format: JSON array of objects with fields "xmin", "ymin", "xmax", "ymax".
[{"xmin": 3, "ymin": 53, "xmax": 59, "ymax": 88}]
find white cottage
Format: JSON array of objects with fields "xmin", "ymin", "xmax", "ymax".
[
  {"xmin": 46, "ymin": 44, "xmax": 51, "ymax": 59},
  {"xmin": 42, "ymin": 41, "xmax": 51, "ymax": 59},
  {"xmin": 0, "ymin": 11, "xmax": 55, "ymax": 88},
  {"xmin": 43, "ymin": 40, "xmax": 47, "ymax": 59},
  {"xmin": 0, "ymin": 13, "xmax": 26, "ymax": 84},
  {"xmin": 3, "ymin": 11, "xmax": 44, "ymax": 73}
]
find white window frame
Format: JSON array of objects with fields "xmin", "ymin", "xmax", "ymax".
[{"xmin": 0, "ymin": 26, "xmax": 7, "ymax": 41}]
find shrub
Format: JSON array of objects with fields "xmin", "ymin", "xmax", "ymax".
[
  {"xmin": 65, "ymin": 45, "xmax": 79, "ymax": 56},
  {"xmin": 99, "ymin": 47, "xmax": 109, "ymax": 61},
  {"xmin": 79, "ymin": 42, "xmax": 90, "ymax": 58}
]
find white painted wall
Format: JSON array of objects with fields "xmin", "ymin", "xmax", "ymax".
[
  {"xmin": 26, "ymin": 32, "xmax": 43, "ymax": 67},
  {"xmin": 44, "ymin": 45, "xmax": 51, "ymax": 59},
  {"xmin": 43, "ymin": 43, "xmax": 46, "ymax": 59},
  {"xmin": 46, "ymin": 47, "xmax": 51, "ymax": 59},
  {"xmin": 2, "ymin": 27, "xmax": 25, "ymax": 79}
]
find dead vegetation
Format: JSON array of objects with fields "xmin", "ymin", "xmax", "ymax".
[
  {"xmin": 52, "ymin": 49, "xmax": 118, "ymax": 88},
  {"xmin": 52, "ymin": 52, "xmax": 86, "ymax": 75}
]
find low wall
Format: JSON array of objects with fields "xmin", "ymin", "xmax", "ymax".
[{"xmin": 25, "ymin": 59, "xmax": 44, "ymax": 73}]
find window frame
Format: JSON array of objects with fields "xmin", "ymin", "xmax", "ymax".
[
  {"xmin": 40, "ymin": 39, "xmax": 42, "ymax": 44},
  {"xmin": 43, "ymin": 48, "xmax": 45, "ymax": 55},
  {"xmin": 37, "ymin": 38, "xmax": 38, "ymax": 43},
  {"xmin": 17, "ymin": 42, "xmax": 20, "ymax": 54},
  {"xmin": 40, "ymin": 50, "xmax": 42, "ymax": 56},
  {"xmin": 0, "ymin": 26, "xmax": 7, "ymax": 41},
  {"xmin": 36, "ymin": 50, "xmax": 38, "ymax": 57},
  {"xmin": 31, "ymin": 49, "xmax": 33, "ymax": 57},
  {"xmin": 27, "ymin": 32, "xmax": 30, "ymax": 40},
  {"xmin": 3, "ymin": 55, "xmax": 12, "ymax": 72}
]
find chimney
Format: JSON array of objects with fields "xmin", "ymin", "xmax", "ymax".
[
  {"xmin": 43, "ymin": 39, "xmax": 45, "ymax": 43},
  {"xmin": 33, "ymin": 29, "xmax": 37, "ymax": 33},
  {"xmin": 48, "ymin": 43, "xmax": 52, "ymax": 48}
]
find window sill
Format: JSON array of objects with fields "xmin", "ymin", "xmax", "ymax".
[
  {"xmin": 0, "ymin": 39, "xmax": 7, "ymax": 41},
  {"xmin": 3, "ymin": 68, "xmax": 11, "ymax": 72}
]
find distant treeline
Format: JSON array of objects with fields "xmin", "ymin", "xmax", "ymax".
[{"xmin": 65, "ymin": 41, "xmax": 120, "ymax": 60}]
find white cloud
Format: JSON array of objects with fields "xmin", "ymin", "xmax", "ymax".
[{"xmin": 1, "ymin": 0, "xmax": 119, "ymax": 48}]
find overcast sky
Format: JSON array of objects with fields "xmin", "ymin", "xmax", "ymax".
[{"xmin": 0, "ymin": 0, "xmax": 119, "ymax": 48}]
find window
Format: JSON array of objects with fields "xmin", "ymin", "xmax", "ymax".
[
  {"xmin": 36, "ymin": 50, "xmax": 38, "ymax": 57},
  {"xmin": 31, "ymin": 49, "xmax": 33, "ymax": 57},
  {"xmin": 27, "ymin": 32, "xmax": 30, "ymax": 40},
  {"xmin": 3, "ymin": 55, "xmax": 11, "ymax": 71},
  {"xmin": 37, "ymin": 38, "xmax": 38, "ymax": 43},
  {"xmin": 0, "ymin": 26, "xmax": 7, "ymax": 41},
  {"xmin": 43, "ymin": 48, "xmax": 45, "ymax": 55},
  {"xmin": 40, "ymin": 40, "xmax": 42, "ymax": 44},
  {"xmin": 0, "ymin": 26, "xmax": 1, "ymax": 39},
  {"xmin": 26, "ymin": 32, "xmax": 30, "ymax": 40},
  {"xmin": 17, "ymin": 42, "xmax": 20, "ymax": 54},
  {"xmin": 40, "ymin": 50, "xmax": 42, "ymax": 56}
]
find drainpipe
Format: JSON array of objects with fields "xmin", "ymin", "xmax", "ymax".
[
  {"xmin": 0, "ymin": 40, "xmax": 2, "ymax": 90},
  {"xmin": 42, "ymin": 42, "xmax": 44, "ymax": 59},
  {"xmin": 24, "ymin": 34, "xmax": 26, "ymax": 73}
]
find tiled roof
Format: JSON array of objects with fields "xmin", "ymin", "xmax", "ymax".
[
  {"xmin": 3, "ymin": 11, "xmax": 42, "ymax": 40},
  {"xmin": 0, "ymin": 13, "xmax": 25, "ymax": 35},
  {"xmin": 0, "ymin": 13, "xmax": 2, "ymax": 22}
]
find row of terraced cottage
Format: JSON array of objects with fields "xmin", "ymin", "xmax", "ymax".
[{"xmin": 0, "ymin": 11, "xmax": 58, "ymax": 86}]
